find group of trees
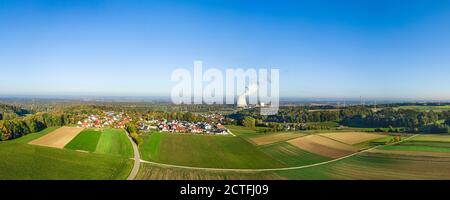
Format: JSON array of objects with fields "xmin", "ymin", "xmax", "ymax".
[
  {"xmin": 0, "ymin": 113, "xmax": 70, "ymax": 140},
  {"xmin": 241, "ymin": 117, "xmax": 256, "ymax": 128},
  {"xmin": 230, "ymin": 107, "xmax": 341, "ymax": 124},
  {"xmin": 341, "ymin": 108, "xmax": 450, "ymax": 133},
  {"xmin": 231, "ymin": 106, "xmax": 450, "ymax": 134},
  {"xmin": 341, "ymin": 108, "xmax": 444, "ymax": 127},
  {"xmin": 0, "ymin": 103, "xmax": 31, "ymax": 120},
  {"xmin": 125, "ymin": 122, "xmax": 143, "ymax": 146}
]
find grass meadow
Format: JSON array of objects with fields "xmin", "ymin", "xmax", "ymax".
[
  {"xmin": 65, "ymin": 129, "xmax": 102, "ymax": 152},
  {"xmin": 64, "ymin": 128, "xmax": 133, "ymax": 157},
  {"xmin": 259, "ymin": 142, "xmax": 331, "ymax": 166},
  {"xmin": 139, "ymin": 132, "xmax": 284, "ymax": 169}
]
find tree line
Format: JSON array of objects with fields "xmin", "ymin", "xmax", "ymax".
[
  {"xmin": 0, "ymin": 113, "xmax": 71, "ymax": 141},
  {"xmin": 230, "ymin": 106, "xmax": 450, "ymax": 133}
]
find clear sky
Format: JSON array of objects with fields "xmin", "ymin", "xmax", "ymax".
[{"xmin": 1, "ymin": 0, "xmax": 450, "ymax": 100}]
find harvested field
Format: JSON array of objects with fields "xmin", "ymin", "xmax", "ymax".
[
  {"xmin": 287, "ymin": 135, "xmax": 358, "ymax": 158},
  {"xmin": 29, "ymin": 127, "xmax": 84, "ymax": 149},
  {"xmin": 249, "ymin": 132, "xmax": 306, "ymax": 146},
  {"xmin": 320, "ymin": 132, "xmax": 386, "ymax": 145}
]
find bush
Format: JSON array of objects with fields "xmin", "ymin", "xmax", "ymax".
[
  {"xmin": 241, "ymin": 117, "xmax": 256, "ymax": 128},
  {"xmin": 130, "ymin": 132, "xmax": 143, "ymax": 146}
]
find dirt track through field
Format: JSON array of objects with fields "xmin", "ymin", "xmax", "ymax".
[{"xmin": 29, "ymin": 127, "xmax": 84, "ymax": 149}]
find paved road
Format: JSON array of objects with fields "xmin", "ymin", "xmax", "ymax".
[
  {"xmin": 125, "ymin": 130, "xmax": 141, "ymax": 180},
  {"xmin": 139, "ymin": 134, "xmax": 419, "ymax": 173}
]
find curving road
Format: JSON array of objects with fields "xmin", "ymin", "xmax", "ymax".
[
  {"xmin": 125, "ymin": 130, "xmax": 141, "ymax": 180},
  {"xmin": 139, "ymin": 134, "xmax": 419, "ymax": 173}
]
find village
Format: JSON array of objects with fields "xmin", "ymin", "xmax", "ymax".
[
  {"xmin": 138, "ymin": 119, "xmax": 230, "ymax": 135},
  {"xmin": 76, "ymin": 110, "xmax": 230, "ymax": 135},
  {"xmin": 77, "ymin": 111, "xmax": 132, "ymax": 129}
]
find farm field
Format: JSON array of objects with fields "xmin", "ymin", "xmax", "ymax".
[
  {"xmin": 65, "ymin": 129, "xmax": 102, "ymax": 152},
  {"xmin": 353, "ymin": 135, "xmax": 405, "ymax": 149},
  {"xmin": 380, "ymin": 140, "xmax": 450, "ymax": 153},
  {"xmin": 260, "ymin": 142, "xmax": 331, "ymax": 166},
  {"xmin": 226, "ymin": 125, "xmax": 269, "ymax": 136},
  {"xmin": 136, "ymin": 163, "xmax": 283, "ymax": 180},
  {"xmin": 397, "ymin": 105, "xmax": 450, "ymax": 112},
  {"xmin": 248, "ymin": 132, "xmax": 306, "ymax": 145},
  {"xmin": 287, "ymin": 135, "xmax": 358, "ymax": 158},
  {"xmin": 276, "ymin": 151, "xmax": 450, "ymax": 179},
  {"xmin": 319, "ymin": 132, "xmax": 387, "ymax": 145},
  {"xmin": 369, "ymin": 149, "xmax": 450, "ymax": 158},
  {"xmin": 95, "ymin": 128, "xmax": 134, "ymax": 157},
  {"xmin": 379, "ymin": 134, "xmax": 450, "ymax": 153},
  {"xmin": 64, "ymin": 128, "xmax": 133, "ymax": 157},
  {"xmin": 139, "ymin": 132, "xmax": 285, "ymax": 169},
  {"xmin": 29, "ymin": 127, "xmax": 84, "ymax": 149},
  {"xmin": 0, "ymin": 128, "xmax": 133, "ymax": 179},
  {"xmin": 412, "ymin": 134, "xmax": 450, "ymax": 142}
]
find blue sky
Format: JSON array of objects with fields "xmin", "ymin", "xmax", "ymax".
[{"xmin": 1, "ymin": 0, "xmax": 450, "ymax": 100}]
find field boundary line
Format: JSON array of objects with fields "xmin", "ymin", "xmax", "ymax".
[
  {"xmin": 139, "ymin": 134, "xmax": 419, "ymax": 172},
  {"xmin": 315, "ymin": 134, "xmax": 355, "ymax": 146}
]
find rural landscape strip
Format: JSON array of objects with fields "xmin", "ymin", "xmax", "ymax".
[
  {"xmin": 138, "ymin": 134, "xmax": 419, "ymax": 173},
  {"xmin": 126, "ymin": 130, "xmax": 141, "ymax": 180}
]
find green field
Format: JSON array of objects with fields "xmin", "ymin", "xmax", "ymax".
[
  {"xmin": 260, "ymin": 142, "xmax": 330, "ymax": 166},
  {"xmin": 380, "ymin": 140, "xmax": 450, "ymax": 153},
  {"xmin": 140, "ymin": 131, "xmax": 162, "ymax": 160},
  {"xmin": 140, "ymin": 132, "xmax": 284, "ymax": 169},
  {"xmin": 95, "ymin": 128, "xmax": 134, "ymax": 157},
  {"xmin": 378, "ymin": 134, "xmax": 450, "ymax": 153},
  {"xmin": 65, "ymin": 129, "xmax": 102, "ymax": 152},
  {"xmin": 136, "ymin": 163, "xmax": 283, "ymax": 180},
  {"xmin": 226, "ymin": 125, "xmax": 269, "ymax": 136},
  {"xmin": 0, "ymin": 128, "xmax": 133, "ymax": 180},
  {"xmin": 63, "ymin": 128, "xmax": 133, "ymax": 157}
]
